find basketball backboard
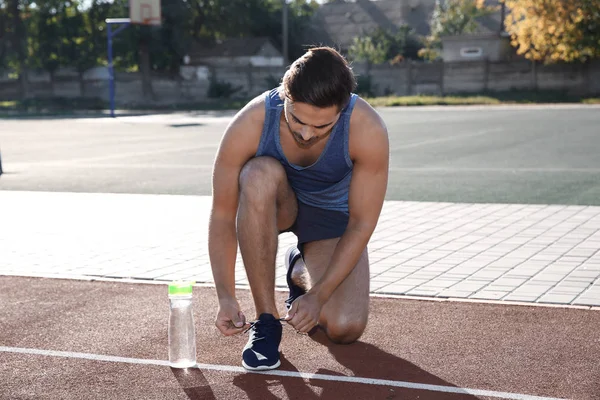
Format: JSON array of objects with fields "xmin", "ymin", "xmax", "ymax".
[{"xmin": 129, "ymin": 0, "xmax": 161, "ymax": 26}]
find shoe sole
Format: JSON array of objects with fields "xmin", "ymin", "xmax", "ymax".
[
  {"xmin": 285, "ymin": 246, "xmax": 297, "ymax": 269},
  {"xmin": 242, "ymin": 360, "xmax": 281, "ymax": 371},
  {"xmin": 284, "ymin": 246, "xmax": 305, "ymax": 309}
]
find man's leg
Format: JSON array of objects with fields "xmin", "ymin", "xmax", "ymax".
[
  {"xmin": 295, "ymin": 238, "xmax": 370, "ymax": 344},
  {"xmin": 237, "ymin": 156, "xmax": 297, "ymax": 319}
]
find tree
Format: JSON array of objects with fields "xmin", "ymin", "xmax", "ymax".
[
  {"xmin": 30, "ymin": 0, "xmax": 117, "ymax": 96},
  {"xmin": 419, "ymin": 0, "xmax": 497, "ymax": 61},
  {"xmin": 0, "ymin": 0, "xmax": 322, "ymax": 103},
  {"xmin": 156, "ymin": 0, "xmax": 194, "ymax": 73},
  {"xmin": 196, "ymin": 0, "xmax": 319, "ymax": 62},
  {"xmin": 2, "ymin": 0, "xmax": 30, "ymax": 97},
  {"xmin": 348, "ymin": 33, "xmax": 387, "ymax": 65},
  {"xmin": 29, "ymin": 0, "xmax": 64, "ymax": 94},
  {"xmin": 348, "ymin": 26, "xmax": 422, "ymax": 65},
  {"xmin": 430, "ymin": 0, "xmax": 494, "ymax": 37},
  {"xmin": 503, "ymin": 0, "xmax": 600, "ymax": 63},
  {"xmin": 281, "ymin": 0, "xmax": 321, "ymax": 61},
  {"xmin": 0, "ymin": 2, "xmax": 9, "ymax": 70},
  {"xmin": 72, "ymin": 0, "xmax": 108, "ymax": 95}
]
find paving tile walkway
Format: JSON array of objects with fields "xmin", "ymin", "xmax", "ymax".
[{"xmin": 1, "ymin": 190, "xmax": 599, "ymax": 307}]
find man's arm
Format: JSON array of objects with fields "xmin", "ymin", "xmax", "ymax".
[
  {"xmin": 285, "ymin": 99, "xmax": 389, "ymax": 332},
  {"xmin": 309, "ymin": 99, "xmax": 389, "ymax": 305},
  {"xmin": 209, "ymin": 96, "xmax": 264, "ymax": 335}
]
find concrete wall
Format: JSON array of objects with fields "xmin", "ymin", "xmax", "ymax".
[
  {"xmin": 353, "ymin": 59, "xmax": 600, "ymax": 97},
  {"xmin": 191, "ymin": 43, "xmax": 284, "ymax": 67},
  {"xmin": 1, "ymin": 59, "xmax": 598, "ymax": 104},
  {"xmin": 257, "ymin": 42, "xmax": 283, "ymax": 58},
  {"xmin": 193, "ymin": 55, "xmax": 284, "ymax": 67},
  {"xmin": 442, "ymin": 35, "xmax": 513, "ymax": 63}
]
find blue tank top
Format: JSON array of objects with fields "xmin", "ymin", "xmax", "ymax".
[{"xmin": 256, "ymin": 88, "xmax": 358, "ymax": 213}]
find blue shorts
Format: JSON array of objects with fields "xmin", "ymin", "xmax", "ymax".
[{"xmin": 281, "ymin": 201, "xmax": 349, "ymax": 249}]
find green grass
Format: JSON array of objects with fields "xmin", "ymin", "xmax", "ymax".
[
  {"xmin": 582, "ymin": 98, "xmax": 600, "ymax": 104},
  {"xmin": 0, "ymin": 97, "xmax": 249, "ymax": 111},
  {"xmin": 363, "ymin": 90, "xmax": 600, "ymax": 107},
  {"xmin": 0, "ymin": 100, "xmax": 17, "ymax": 108},
  {"xmin": 0, "ymin": 97, "xmax": 105, "ymax": 112},
  {"xmin": 365, "ymin": 95, "xmax": 502, "ymax": 107}
]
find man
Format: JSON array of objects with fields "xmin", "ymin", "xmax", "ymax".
[{"xmin": 209, "ymin": 46, "xmax": 389, "ymax": 371}]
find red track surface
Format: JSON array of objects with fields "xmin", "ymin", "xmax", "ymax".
[{"xmin": 1, "ymin": 277, "xmax": 599, "ymax": 399}]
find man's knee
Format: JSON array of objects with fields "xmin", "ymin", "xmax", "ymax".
[
  {"xmin": 239, "ymin": 157, "xmax": 286, "ymax": 200},
  {"xmin": 323, "ymin": 316, "xmax": 367, "ymax": 345}
]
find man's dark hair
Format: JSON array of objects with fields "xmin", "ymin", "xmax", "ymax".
[{"xmin": 281, "ymin": 46, "xmax": 357, "ymax": 111}]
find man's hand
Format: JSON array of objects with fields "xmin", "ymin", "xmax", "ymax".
[
  {"xmin": 284, "ymin": 291, "xmax": 323, "ymax": 334},
  {"xmin": 215, "ymin": 297, "xmax": 247, "ymax": 336}
]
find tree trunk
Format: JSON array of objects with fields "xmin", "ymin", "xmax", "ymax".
[
  {"xmin": 49, "ymin": 70, "xmax": 55, "ymax": 97},
  {"xmin": 9, "ymin": 0, "xmax": 28, "ymax": 99},
  {"xmin": 582, "ymin": 60, "xmax": 591, "ymax": 96},
  {"xmin": 78, "ymin": 70, "xmax": 85, "ymax": 97},
  {"xmin": 406, "ymin": 59, "xmax": 413, "ymax": 96},
  {"xmin": 483, "ymin": 58, "xmax": 489, "ymax": 92},
  {"xmin": 439, "ymin": 60, "xmax": 445, "ymax": 96},
  {"xmin": 531, "ymin": 60, "xmax": 538, "ymax": 91},
  {"xmin": 139, "ymin": 39, "xmax": 154, "ymax": 101}
]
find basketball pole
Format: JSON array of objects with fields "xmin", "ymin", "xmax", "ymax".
[{"xmin": 106, "ymin": 18, "xmax": 131, "ymax": 118}]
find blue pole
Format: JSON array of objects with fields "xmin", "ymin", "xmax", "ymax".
[{"xmin": 106, "ymin": 19, "xmax": 130, "ymax": 118}]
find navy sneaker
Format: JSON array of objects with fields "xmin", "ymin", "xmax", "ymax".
[
  {"xmin": 284, "ymin": 246, "xmax": 306, "ymax": 310},
  {"xmin": 242, "ymin": 313, "xmax": 283, "ymax": 370}
]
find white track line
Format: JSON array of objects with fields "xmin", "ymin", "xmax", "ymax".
[{"xmin": 0, "ymin": 346, "xmax": 568, "ymax": 400}]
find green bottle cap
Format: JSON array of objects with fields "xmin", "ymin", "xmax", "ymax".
[{"xmin": 168, "ymin": 281, "xmax": 194, "ymax": 296}]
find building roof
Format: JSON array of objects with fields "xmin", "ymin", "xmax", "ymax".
[
  {"xmin": 303, "ymin": 0, "xmax": 505, "ymax": 52},
  {"xmin": 304, "ymin": 0, "xmax": 436, "ymax": 51},
  {"xmin": 189, "ymin": 37, "xmax": 280, "ymax": 59},
  {"xmin": 473, "ymin": 0, "xmax": 505, "ymax": 35}
]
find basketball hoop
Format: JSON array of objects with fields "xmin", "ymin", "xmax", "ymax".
[{"xmin": 129, "ymin": 0, "xmax": 161, "ymax": 26}]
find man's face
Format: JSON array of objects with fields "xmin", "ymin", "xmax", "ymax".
[{"xmin": 283, "ymin": 99, "xmax": 341, "ymax": 149}]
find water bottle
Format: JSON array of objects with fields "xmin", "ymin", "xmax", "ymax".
[{"xmin": 168, "ymin": 281, "xmax": 197, "ymax": 368}]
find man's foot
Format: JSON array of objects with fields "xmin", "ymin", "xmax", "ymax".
[
  {"xmin": 284, "ymin": 246, "xmax": 306, "ymax": 310},
  {"xmin": 242, "ymin": 313, "xmax": 283, "ymax": 370}
]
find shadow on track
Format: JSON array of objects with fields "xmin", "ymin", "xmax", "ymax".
[{"xmin": 232, "ymin": 328, "xmax": 481, "ymax": 400}]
